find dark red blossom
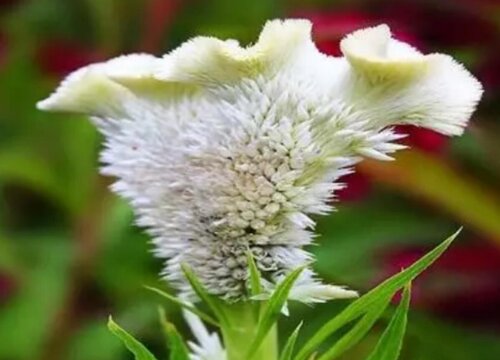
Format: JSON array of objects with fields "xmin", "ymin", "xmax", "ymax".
[
  {"xmin": 397, "ymin": 125, "xmax": 449, "ymax": 155},
  {"xmin": 296, "ymin": 11, "xmax": 371, "ymax": 56},
  {"xmin": 0, "ymin": 0, "xmax": 19, "ymax": 11},
  {"xmin": 36, "ymin": 40, "xmax": 102, "ymax": 77},
  {"xmin": 382, "ymin": 243, "xmax": 500, "ymax": 327},
  {"xmin": 0, "ymin": 32, "xmax": 7, "ymax": 67},
  {"xmin": 376, "ymin": 0, "xmax": 497, "ymax": 48},
  {"xmin": 478, "ymin": 50, "xmax": 500, "ymax": 91},
  {"xmin": 141, "ymin": 0, "xmax": 182, "ymax": 52},
  {"xmin": 336, "ymin": 171, "xmax": 372, "ymax": 202},
  {"xmin": 0, "ymin": 273, "xmax": 16, "ymax": 304},
  {"xmin": 298, "ymin": 10, "xmax": 422, "ymax": 56}
]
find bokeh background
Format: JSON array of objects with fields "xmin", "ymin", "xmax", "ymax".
[{"xmin": 1, "ymin": 0, "xmax": 500, "ymax": 359}]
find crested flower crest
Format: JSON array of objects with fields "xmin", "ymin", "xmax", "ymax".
[{"xmin": 37, "ymin": 19, "xmax": 482, "ymax": 303}]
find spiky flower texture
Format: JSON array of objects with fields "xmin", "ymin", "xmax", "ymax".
[{"xmin": 38, "ymin": 20, "xmax": 481, "ymax": 307}]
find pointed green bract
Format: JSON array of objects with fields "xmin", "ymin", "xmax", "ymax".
[
  {"xmin": 182, "ymin": 263, "xmax": 231, "ymax": 328},
  {"xmin": 279, "ymin": 322, "xmax": 303, "ymax": 360},
  {"xmin": 366, "ymin": 284, "xmax": 412, "ymax": 360},
  {"xmin": 247, "ymin": 265, "xmax": 306, "ymax": 359},
  {"xmin": 317, "ymin": 296, "xmax": 392, "ymax": 360},
  {"xmin": 294, "ymin": 229, "xmax": 459, "ymax": 360},
  {"xmin": 247, "ymin": 250, "xmax": 262, "ymax": 297},
  {"xmin": 107, "ymin": 317, "xmax": 158, "ymax": 360},
  {"xmin": 247, "ymin": 250, "xmax": 263, "ymax": 319},
  {"xmin": 158, "ymin": 308, "xmax": 190, "ymax": 360},
  {"xmin": 145, "ymin": 285, "xmax": 219, "ymax": 327}
]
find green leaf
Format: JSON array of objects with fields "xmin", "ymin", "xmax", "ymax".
[
  {"xmin": 182, "ymin": 263, "xmax": 231, "ymax": 328},
  {"xmin": 360, "ymin": 151, "xmax": 500, "ymax": 241},
  {"xmin": 0, "ymin": 237, "xmax": 71, "ymax": 359},
  {"xmin": 316, "ymin": 296, "xmax": 392, "ymax": 360},
  {"xmin": 407, "ymin": 310, "xmax": 500, "ymax": 360},
  {"xmin": 314, "ymin": 197, "xmax": 452, "ymax": 286},
  {"xmin": 0, "ymin": 149, "xmax": 70, "ymax": 211},
  {"xmin": 366, "ymin": 284, "xmax": 411, "ymax": 360},
  {"xmin": 65, "ymin": 319, "xmax": 125, "ymax": 360},
  {"xmin": 158, "ymin": 308, "xmax": 190, "ymax": 360},
  {"xmin": 279, "ymin": 322, "xmax": 303, "ymax": 360},
  {"xmin": 247, "ymin": 265, "xmax": 306, "ymax": 359},
  {"xmin": 145, "ymin": 286, "xmax": 219, "ymax": 327},
  {"xmin": 107, "ymin": 317, "xmax": 158, "ymax": 360},
  {"xmin": 294, "ymin": 230, "xmax": 459, "ymax": 360}
]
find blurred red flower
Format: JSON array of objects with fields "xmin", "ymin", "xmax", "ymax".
[
  {"xmin": 397, "ymin": 125, "xmax": 449, "ymax": 155},
  {"xmin": 302, "ymin": 11, "xmax": 372, "ymax": 56},
  {"xmin": 382, "ymin": 242, "xmax": 500, "ymax": 327},
  {"xmin": 141, "ymin": 0, "xmax": 182, "ymax": 52},
  {"xmin": 36, "ymin": 40, "xmax": 102, "ymax": 77},
  {"xmin": 336, "ymin": 171, "xmax": 372, "ymax": 202},
  {"xmin": 0, "ymin": 32, "xmax": 7, "ymax": 67},
  {"xmin": 297, "ymin": 9, "xmax": 422, "ymax": 57},
  {"xmin": 0, "ymin": 273, "xmax": 16, "ymax": 304},
  {"xmin": 478, "ymin": 50, "xmax": 500, "ymax": 92},
  {"xmin": 376, "ymin": 0, "xmax": 497, "ymax": 48},
  {"xmin": 0, "ymin": 0, "xmax": 19, "ymax": 11}
]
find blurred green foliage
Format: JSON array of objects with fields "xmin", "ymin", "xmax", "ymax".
[{"xmin": 1, "ymin": 0, "xmax": 499, "ymax": 359}]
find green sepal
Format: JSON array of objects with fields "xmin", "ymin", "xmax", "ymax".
[
  {"xmin": 107, "ymin": 316, "xmax": 158, "ymax": 360},
  {"xmin": 247, "ymin": 265, "xmax": 306, "ymax": 359},
  {"xmin": 158, "ymin": 307, "xmax": 190, "ymax": 360},
  {"xmin": 247, "ymin": 250, "xmax": 263, "ymax": 297},
  {"xmin": 279, "ymin": 322, "xmax": 303, "ymax": 360},
  {"xmin": 182, "ymin": 263, "xmax": 231, "ymax": 328},
  {"xmin": 317, "ymin": 295, "xmax": 392, "ymax": 360},
  {"xmin": 366, "ymin": 284, "xmax": 412, "ymax": 360},
  {"xmin": 145, "ymin": 285, "xmax": 219, "ymax": 327},
  {"xmin": 247, "ymin": 250, "xmax": 263, "ymax": 319}
]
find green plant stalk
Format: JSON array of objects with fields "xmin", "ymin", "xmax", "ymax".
[{"xmin": 221, "ymin": 302, "xmax": 278, "ymax": 360}]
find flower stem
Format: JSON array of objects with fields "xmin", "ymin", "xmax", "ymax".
[{"xmin": 221, "ymin": 302, "xmax": 278, "ymax": 360}]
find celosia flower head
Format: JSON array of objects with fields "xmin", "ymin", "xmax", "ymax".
[{"xmin": 38, "ymin": 20, "xmax": 482, "ymax": 303}]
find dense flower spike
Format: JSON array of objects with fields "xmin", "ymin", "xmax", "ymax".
[{"xmin": 37, "ymin": 20, "xmax": 482, "ymax": 303}]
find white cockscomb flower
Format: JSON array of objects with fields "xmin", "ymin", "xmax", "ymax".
[{"xmin": 37, "ymin": 20, "xmax": 482, "ymax": 303}]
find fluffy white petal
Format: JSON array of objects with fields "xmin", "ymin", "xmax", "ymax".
[
  {"xmin": 36, "ymin": 54, "xmax": 198, "ymax": 117},
  {"xmin": 183, "ymin": 311, "xmax": 226, "ymax": 360},
  {"xmin": 340, "ymin": 24, "xmax": 427, "ymax": 83},
  {"xmin": 340, "ymin": 25, "xmax": 483, "ymax": 136},
  {"xmin": 36, "ymin": 65, "xmax": 132, "ymax": 117},
  {"xmin": 156, "ymin": 19, "xmax": 316, "ymax": 86}
]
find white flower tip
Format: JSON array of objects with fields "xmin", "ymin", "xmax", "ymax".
[
  {"xmin": 340, "ymin": 24, "xmax": 392, "ymax": 61},
  {"xmin": 341, "ymin": 24, "xmax": 427, "ymax": 83},
  {"xmin": 37, "ymin": 68, "xmax": 128, "ymax": 116},
  {"xmin": 156, "ymin": 19, "xmax": 314, "ymax": 85},
  {"xmin": 316, "ymin": 285, "xmax": 359, "ymax": 300},
  {"xmin": 330, "ymin": 287, "xmax": 359, "ymax": 299},
  {"xmin": 36, "ymin": 67, "xmax": 99, "ymax": 114},
  {"xmin": 259, "ymin": 18, "xmax": 313, "ymax": 47},
  {"xmin": 36, "ymin": 98, "xmax": 53, "ymax": 111},
  {"xmin": 183, "ymin": 310, "xmax": 226, "ymax": 360},
  {"xmin": 36, "ymin": 54, "xmax": 178, "ymax": 117},
  {"xmin": 357, "ymin": 147, "xmax": 394, "ymax": 161},
  {"xmin": 100, "ymin": 53, "xmax": 162, "ymax": 80},
  {"xmin": 289, "ymin": 282, "xmax": 359, "ymax": 304}
]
